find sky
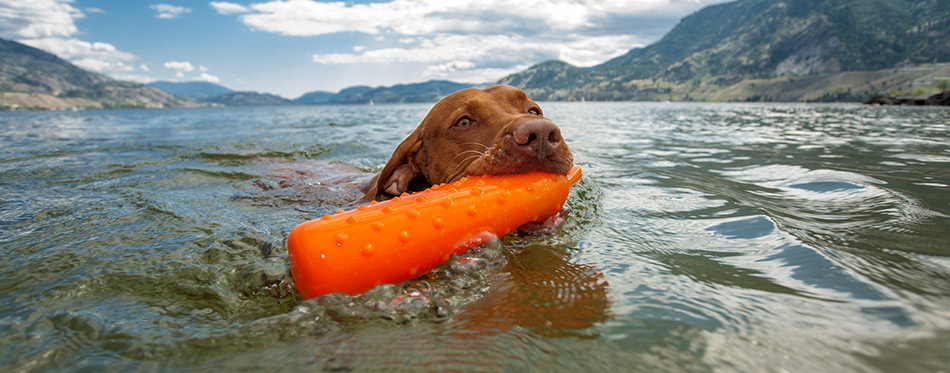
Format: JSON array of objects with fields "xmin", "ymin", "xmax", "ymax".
[{"xmin": 0, "ymin": 0, "xmax": 729, "ymax": 99}]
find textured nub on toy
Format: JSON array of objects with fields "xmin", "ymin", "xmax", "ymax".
[{"xmin": 288, "ymin": 165, "xmax": 582, "ymax": 299}]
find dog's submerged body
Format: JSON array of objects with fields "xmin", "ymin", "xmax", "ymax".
[{"xmin": 360, "ymin": 85, "xmax": 573, "ymax": 202}]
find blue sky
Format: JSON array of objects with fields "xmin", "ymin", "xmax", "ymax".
[{"xmin": 0, "ymin": 0, "xmax": 728, "ymax": 98}]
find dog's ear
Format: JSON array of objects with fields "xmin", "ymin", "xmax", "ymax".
[{"xmin": 362, "ymin": 128, "xmax": 426, "ymax": 201}]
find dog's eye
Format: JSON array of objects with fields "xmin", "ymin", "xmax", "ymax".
[
  {"xmin": 528, "ymin": 108, "xmax": 541, "ymax": 116},
  {"xmin": 455, "ymin": 118, "xmax": 473, "ymax": 128}
]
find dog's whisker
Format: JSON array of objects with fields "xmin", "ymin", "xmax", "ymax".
[
  {"xmin": 447, "ymin": 154, "xmax": 483, "ymax": 182},
  {"xmin": 447, "ymin": 159, "xmax": 475, "ymax": 181},
  {"xmin": 450, "ymin": 149, "xmax": 487, "ymax": 162},
  {"xmin": 459, "ymin": 142, "xmax": 491, "ymax": 151}
]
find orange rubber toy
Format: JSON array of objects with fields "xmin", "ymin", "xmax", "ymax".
[{"xmin": 288, "ymin": 165, "xmax": 582, "ymax": 299}]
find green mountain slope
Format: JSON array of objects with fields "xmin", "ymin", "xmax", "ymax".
[
  {"xmin": 0, "ymin": 38, "xmax": 194, "ymax": 109},
  {"xmin": 294, "ymin": 90, "xmax": 335, "ymax": 104},
  {"xmin": 295, "ymin": 80, "xmax": 475, "ymax": 104},
  {"xmin": 148, "ymin": 81, "xmax": 233, "ymax": 101},
  {"xmin": 203, "ymin": 91, "xmax": 296, "ymax": 106},
  {"xmin": 499, "ymin": 0, "xmax": 949, "ymax": 101},
  {"xmin": 149, "ymin": 81, "xmax": 304, "ymax": 106}
]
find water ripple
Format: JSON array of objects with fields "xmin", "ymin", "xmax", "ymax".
[{"xmin": 2, "ymin": 103, "xmax": 949, "ymax": 370}]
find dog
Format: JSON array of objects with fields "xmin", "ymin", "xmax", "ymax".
[
  {"xmin": 247, "ymin": 85, "xmax": 574, "ymax": 229},
  {"xmin": 359, "ymin": 84, "xmax": 574, "ymax": 203}
]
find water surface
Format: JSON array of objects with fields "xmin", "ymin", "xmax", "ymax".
[{"xmin": 1, "ymin": 103, "xmax": 948, "ymax": 371}]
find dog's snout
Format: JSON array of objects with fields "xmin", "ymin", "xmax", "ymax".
[{"xmin": 511, "ymin": 118, "xmax": 563, "ymax": 160}]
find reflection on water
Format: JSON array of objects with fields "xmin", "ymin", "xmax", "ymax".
[
  {"xmin": 1, "ymin": 103, "xmax": 948, "ymax": 371},
  {"xmin": 454, "ymin": 243, "xmax": 610, "ymax": 337}
]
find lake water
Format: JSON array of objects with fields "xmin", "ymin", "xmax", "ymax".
[{"xmin": 1, "ymin": 103, "xmax": 948, "ymax": 371}]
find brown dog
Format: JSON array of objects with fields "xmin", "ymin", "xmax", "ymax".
[{"xmin": 360, "ymin": 85, "xmax": 574, "ymax": 202}]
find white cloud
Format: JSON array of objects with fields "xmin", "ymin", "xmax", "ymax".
[
  {"xmin": 0, "ymin": 1, "xmax": 231, "ymax": 85},
  {"xmin": 313, "ymin": 33, "xmax": 640, "ymax": 82},
  {"xmin": 109, "ymin": 72, "xmax": 155, "ymax": 83},
  {"xmin": 0, "ymin": 0, "xmax": 82, "ymax": 39},
  {"xmin": 197, "ymin": 73, "xmax": 220, "ymax": 83},
  {"xmin": 210, "ymin": 1, "xmax": 249, "ymax": 15},
  {"xmin": 162, "ymin": 62, "xmax": 220, "ymax": 82},
  {"xmin": 234, "ymin": 0, "xmax": 596, "ymax": 37},
  {"xmin": 163, "ymin": 61, "xmax": 195, "ymax": 72},
  {"xmin": 222, "ymin": 0, "xmax": 722, "ymax": 37},
  {"xmin": 18, "ymin": 37, "xmax": 137, "ymax": 72},
  {"xmin": 163, "ymin": 60, "xmax": 195, "ymax": 78},
  {"xmin": 426, "ymin": 63, "xmax": 532, "ymax": 85},
  {"xmin": 423, "ymin": 60, "xmax": 476, "ymax": 78},
  {"xmin": 150, "ymin": 3, "xmax": 191, "ymax": 19},
  {"xmin": 221, "ymin": 0, "xmax": 725, "ymax": 83},
  {"xmin": 557, "ymin": 34, "xmax": 643, "ymax": 67},
  {"xmin": 0, "ymin": 0, "xmax": 151, "ymax": 80}
]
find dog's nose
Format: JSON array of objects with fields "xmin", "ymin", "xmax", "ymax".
[{"xmin": 511, "ymin": 118, "xmax": 564, "ymax": 161}]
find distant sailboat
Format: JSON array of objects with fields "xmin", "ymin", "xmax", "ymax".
[{"xmin": 369, "ymin": 99, "xmax": 374, "ymax": 105}]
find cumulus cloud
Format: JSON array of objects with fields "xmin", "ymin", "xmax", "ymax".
[
  {"xmin": 150, "ymin": 3, "xmax": 191, "ymax": 19},
  {"xmin": 220, "ymin": 0, "xmax": 726, "ymax": 83},
  {"xmin": 0, "ymin": 0, "xmax": 82, "ymax": 39},
  {"xmin": 313, "ymin": 33, "xmax": 639, "ymax": 82},
  {"xmin": 423, "ymin": 60, "xmax": 477, "ymax": 78},
  {"xmin": 163, "ymin": 61, "xmax": 195, "ymax": 72},
  {"xmin": 109, "ymin": 72, "xmax": 156, "ymax": 84},
  {"xmin": 20, "ymin": 38, "xmax": 137, "ymax": 73},
  {"xmin": 197, "ymin": 72, "xmax": 220, "ymax": 83},
  {"xmin": 163, "ymin": 60, "xmax": 195, "ymax": 77},
  {"xmin": 162, "ymin": 62, "xmax": 220, "ymax": 82},
  {"xmin": 210, "ymin": 1, "xmax": 249, "ymax": 15},
  {"xmin": 1, "ymin": 1, "xmax": 227, "ymax": 85},
  {"xmin": 0, "ymin": 0, "xmax": 151, "ymax": 80},
  {"xmin": 232, "ymin": 0, "xmax": 594, "ymax": 37},
  {"xmin": 314, "ymin": 34, "xmax": 532, "ymax": 65},
  {"xmin": 220, "ymin": 0, "xmax": 722, "ymax": 37}
]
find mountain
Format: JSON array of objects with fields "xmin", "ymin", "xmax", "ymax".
[
  {"xmin": 149, "ymin": 81, "xmax": 302, "ymax": 106},
  {"xmin": 294, "ymin": 90, "xmax": 335, "ymax": 104},
  {"xmin": 203, "ymin": 91, "xmax": 296, "ymax": 106},
  {"xmin": 327, "ymin": 86, "xmax": 373, "ymax": 103},
  {"xmin": 295, "ymin": 80, "xmax": 475, "ymax": 104},
  {"xmin": 498, "ymin": 0, "xmax": 950, "ymax": 102},
  {"xmin": 148, "ymin": 81, "xmax": 233, "ymax": 101},
  {"xmin": 331, "ymin": 80, "xmax": 475, "ymax": 104},
  {"xmin": 0, "ymin": 38, "xmax": 194, "ymax": 110}
]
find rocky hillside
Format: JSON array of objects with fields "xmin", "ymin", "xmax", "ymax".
[
  {"xmin": 148, "ymin": 81, "xmax": 233, "ymax": 101},
  {"xmin": 0, "ymin": 38, "xmax": 194, "ymax": 110},
  {"xmin": 203, "ymin": 91, "xmax": 296, "ymax": 106},
  {"xmin": 295, "ymin": 80, "xmax": 474, "ymax": 104},
  {"xmin": 294, "ymin": 90, "xmax": 335, "ymax": 105},
  {"xmin": 499, "ymin": 0, "xmax": 949, "ymax": 101}
]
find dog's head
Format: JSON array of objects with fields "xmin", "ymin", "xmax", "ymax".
[{"xmin": 363, "ymin": 85, "xmax": 574, "ymax": 201}]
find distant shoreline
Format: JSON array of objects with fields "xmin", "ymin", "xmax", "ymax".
[
  {"xmin": 864, "ymin": 91, "xmax": 950, "ymax": 106},
  {"xmin": 4, "ymin": 84, "xmax": 949, "ymax": 112}
]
